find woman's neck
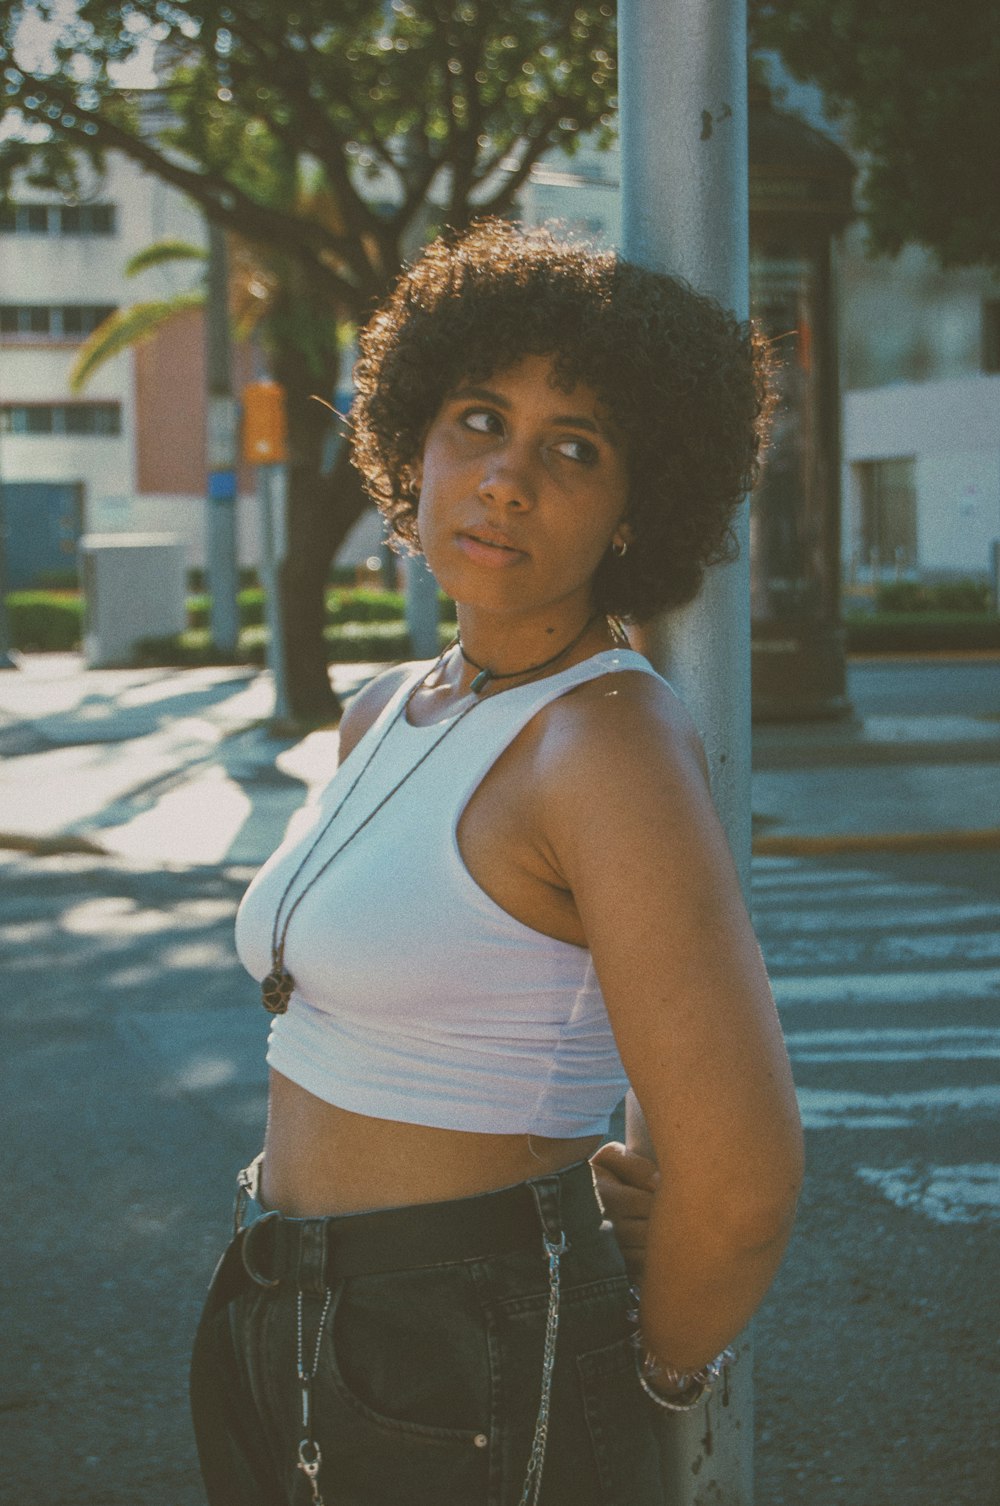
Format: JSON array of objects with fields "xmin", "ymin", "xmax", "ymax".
[{"xmin": 450, "ymin": 606, "xmax": 619, "ymax": 697}]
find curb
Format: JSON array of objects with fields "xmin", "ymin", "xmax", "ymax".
[
  {"xmin": 846, "ymin": 649, "xmax": 1000, "ymax": 664},
  {"xmin": 752, "ymin": 828, "xmax": 1000, "ymax": 856},
  {"xmin": 5, "ymin": 827, "xmax": 1000, "ymax": 863},
  {"xmin": 0, "ymin": 831, "xmax": 109, "ymax": 857}
]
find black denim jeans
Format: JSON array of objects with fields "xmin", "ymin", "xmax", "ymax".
[{"xmin": 190, "ymin": 1157, "xmax": 664, "ymax": 1506}]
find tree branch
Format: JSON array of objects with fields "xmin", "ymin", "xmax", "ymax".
[
  {"xmin": 477, "ymin": 106, "xmax": 567, "ymax": 214},
  {"xmin": 3, "ymin": 75, "xmax": 358, "ymax": 302}
]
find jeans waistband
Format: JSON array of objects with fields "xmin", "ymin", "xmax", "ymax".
[{"xmin": 234, "ymin": 1156, "xmax": 602, "ymax": 1294}]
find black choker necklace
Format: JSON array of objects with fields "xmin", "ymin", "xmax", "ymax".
[{"xmin": 457, "ymin": 612, "xmax": 601, "ymax": 694}]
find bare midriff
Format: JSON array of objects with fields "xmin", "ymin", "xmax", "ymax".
[{"xmin": 261, "ymin": 1068, "xmax": 603, "ymax": 1217}]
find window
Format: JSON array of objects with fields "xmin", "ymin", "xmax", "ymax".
[
  {"xmin": 0, "ymin": 403, "xmax": 122, "ymax": 437},
  {"xmin": 0, "ymin": 203, "xmax": 116, "ymax": 235},
  {"xmin": 0, "ymin": 305, "xmax": 116, "ymax": 340},
  {"xmin": 854, "ymin": 459, "xmax": 918, "ymax": 573},
  {"xmin": 983, "ymin": 301, "xmax": 1000, "ymax": 375}
]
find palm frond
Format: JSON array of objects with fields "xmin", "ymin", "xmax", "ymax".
[
  {"xmin": 125, "ymin": 239, "xmax": 207, "ymax": 277},
  {"xmin": 69, "ymin": 292, "xmax": 205, "ymax": 391}
]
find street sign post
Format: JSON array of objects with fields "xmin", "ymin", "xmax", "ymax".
[
  {"xmin": 242, "ymin": 380, "xmax": 290, "ymax": 723},
  {"xmin": 205, "ymin": 224, "xmax": 240, "ymax": 655}
]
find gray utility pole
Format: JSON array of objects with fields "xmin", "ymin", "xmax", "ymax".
[
  {"xmin": 205, "ymin": 222, "xmax": 241, "ymax": 655},
  {"xmin": 258, "ymin": 461, "xmax": 290, "ymax": 722},
  {"xmin": 406, "ymin": 552, "xmax": 442, "ymax": 659},
  {"xmin": 619, "ymin": 1, "xmax": 754, "ymax": 1503},
  {"xmin": 0, "ymin": 486, "xmax": 17, "ymax": 669}
]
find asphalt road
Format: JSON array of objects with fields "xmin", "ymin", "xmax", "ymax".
[
  {"xmin": 753, "ymin": 848, "xmax": 1000, "ymax": 1506},
  {"xmin": 3, "ymin": 844, "xmax": 998, "ymax": 1504},
  {"xmin": 846, "ymin": 658, "xmax": 1000, "ymax": 720}
]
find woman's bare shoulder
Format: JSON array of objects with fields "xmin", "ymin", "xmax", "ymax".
[
  {"xmin": 337, "ymin": 660, "xmax": 425, "ymax": 764},
  {"xmin": 541, "ymin": 666, "xmax": 708, "ymax": 788}
]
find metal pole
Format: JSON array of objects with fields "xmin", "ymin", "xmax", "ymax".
[
  {"xmin": 619, "ymin": 1, "xmax": 753, "ymax": 1502},
  {"xmin": 405, "ymin": 551, "xmax": 441, "ymax": 659},
  {"xmin": 0, "ymin": 483, "xmax": 18, "ymax": 669},
  {"xmin": 205, "ymin": 222, "xmax": 241, "ymax": 655},
  {"xmin": 259, "ymin": 462, "xmax": 290, "ymax": 722}
]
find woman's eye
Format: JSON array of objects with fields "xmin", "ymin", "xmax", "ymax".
[
  {"xmin": 554, "ymin": 437, "xmax": 598, "ymax": 465},
  {"xmin": 461, "ymin": 408, "xmax": 502, "ymax": 435}
]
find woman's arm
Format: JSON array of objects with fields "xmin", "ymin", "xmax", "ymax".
[{"xmin": 538, "ymin": 675, "xmax": 804, "ymax": 1373}]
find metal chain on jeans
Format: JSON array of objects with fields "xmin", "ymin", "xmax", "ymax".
[
  {"xmin": 517, "ymin": 1232, "xmax": 568, "ymax": 1506},
  {"xmin": 295, "ymin": 1287, "xmax": 334, "ymax": 1506}
]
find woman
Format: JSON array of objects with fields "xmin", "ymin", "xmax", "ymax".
[{"xmin": 190, "ymin": 221, "xmax": 803, "ymax": 1506}]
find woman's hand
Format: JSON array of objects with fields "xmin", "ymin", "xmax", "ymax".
[{"xmin": 590, "ymin": 1141, "xmax": 660, "ymax": 1281}]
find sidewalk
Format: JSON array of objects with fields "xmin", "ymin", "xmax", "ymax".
[{"xmin": 1, "ymin": 652, "xmax": 998, "ymax": 866}]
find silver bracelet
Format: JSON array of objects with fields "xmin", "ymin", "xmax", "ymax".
[{"xmin": 632, "ymin": 1337, "xmax": 736, "ymax": 1412}]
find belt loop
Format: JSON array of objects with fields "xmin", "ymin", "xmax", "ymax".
[
  {"xmin": 528, "ymin": 1172, "xmax": 567, "ymax": 1254},
  {"xmin": 296, "ymin": 1218, "xmax": 330, "ymax": 1295}
]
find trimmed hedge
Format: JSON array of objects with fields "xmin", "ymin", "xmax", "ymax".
[
  {"xmin": 186, "ymin": 589, "xmax": 266, "ymax": 630},
  {"xmin": 5, "ymin": 586, "xmax": 457, "ymax": 652},
  {"xmin": 5, "ymin": 592, "xmax": 84, "ymax": 651},
  {"xmin": 874, "ymin": 579, "xmax": 991, "ymax": 614},
  {"xmin": 135, "ymin": 619, "xmax": 457, "ymax": 667},
  {"xmin": 13, "ymin": 586, "xmax": 997, "ymax": 660},
  {"xmin": 184, "ymin": 587, "xmax": 439, "ymax": 631},
  {"xmin": 845, "ymin": 612, "xmax": 1000, "ymax": 653}
]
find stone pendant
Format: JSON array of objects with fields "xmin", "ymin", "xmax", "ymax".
[{"xmin": 261, "ymin": 966, "xmax": 295, "ymax": 1015}]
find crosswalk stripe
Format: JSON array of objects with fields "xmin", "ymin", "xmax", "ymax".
[
  {"xmin": 771, "ymin": 968, "xmax": 1000, "ymax": 1006},
  {"xmin": 797, "ymin": 1085, "xmax": 1000, "ymax": 1129},
  {"xmin": 763, "ymin": 931, "xmax": 1000, "ymax": 968},
  {"xmin": 754, "ymin": 901, "xmax": 999, "ymax": 934},
  {"xmin": 752, "ymin": 872, "xmax": 954, "ymax": 896},
  {"xmin": 786, "ymin": 1026, "xmax": 1000, "ymax": 1061}
]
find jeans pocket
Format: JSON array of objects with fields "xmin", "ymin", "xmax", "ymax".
[
  {"xmin": 577, "ymin": 1334, "xmax": 665, "ymax": 1506},
  {"xmin": 323, "ymin": 1269, "xmax": 489, "ymax": 1443}
]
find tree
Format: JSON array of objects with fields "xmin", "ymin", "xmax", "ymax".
[
  {"xmin": 0, "ymin": 1, "xmax": 616, "ymax": 719},
  {"xmin": 749, "ymin": 0, "xmax": 1000, "ymax": 270}
]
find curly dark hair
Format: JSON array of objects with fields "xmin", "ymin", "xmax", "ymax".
[{"xmin": 350, "ymin": 220, "xmax": 772, "ymax": 622}]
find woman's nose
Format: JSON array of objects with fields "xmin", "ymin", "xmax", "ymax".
[{"xmin": 477, "ymin": 446, "xmax": 537, "ymax": 510}]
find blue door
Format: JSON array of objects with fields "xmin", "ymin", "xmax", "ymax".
[{"xmin": 0, "ymin": 481, "xmax": 84, "ymax": 589}]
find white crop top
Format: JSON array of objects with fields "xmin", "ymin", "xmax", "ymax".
[{"xmin": 235, "ymin": 649, "xmax": 665, "ymax": 1137}]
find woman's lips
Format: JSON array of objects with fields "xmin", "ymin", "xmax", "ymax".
[{"xmin": 456, "ymin": 532, "xmax": 527, "ymax": 567}]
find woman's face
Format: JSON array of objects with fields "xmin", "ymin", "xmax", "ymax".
[{"xmin": 412, "ymin": 354, "xmax": 630, "ymax": 624}]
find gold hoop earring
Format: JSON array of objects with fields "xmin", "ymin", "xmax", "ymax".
[{"xmin": 612, "ymin": 537, "xmax": 629, "ymax": 559}]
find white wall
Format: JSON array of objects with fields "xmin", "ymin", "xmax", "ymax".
[
  {"xmin": 840, "ymin": 228, "xmax": 1000, "ymax": 391},
  {"xmin": 842, "ymin": 376, "xmax": 1000, "ymax": 575}
]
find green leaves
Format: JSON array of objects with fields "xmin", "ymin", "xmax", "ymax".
[
  {"xmin": 750, "ymin": 0, "xmax": 1000, "ymax": 268},
  {"xmin": 1, "ymin": 2, "xmax": 618, "ymax": 278},
  {"xmin": 124, "ymin": 238, "xmax": 206, "ymax": 275},
  {"xmin": 68, "ymin": 292, "xmax": 204, "ymax": 390}
]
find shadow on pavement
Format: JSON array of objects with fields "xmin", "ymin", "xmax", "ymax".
[{"xmin": 3, "ymin": 854, "xmax": 266, "ymax": 1504}]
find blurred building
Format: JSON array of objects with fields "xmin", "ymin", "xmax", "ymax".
[
  {"xmin": 2, "ymin": 155, "xmax": 213, "ymax": 584},
  {"xmin": 841, "ymin": 238, "xmax": 1000, "ymax": 588}
]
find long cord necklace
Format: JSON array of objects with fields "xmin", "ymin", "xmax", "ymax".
[{"xmin": 260, "ymin": 613, "xmax": 603, "ymax": 1014}]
